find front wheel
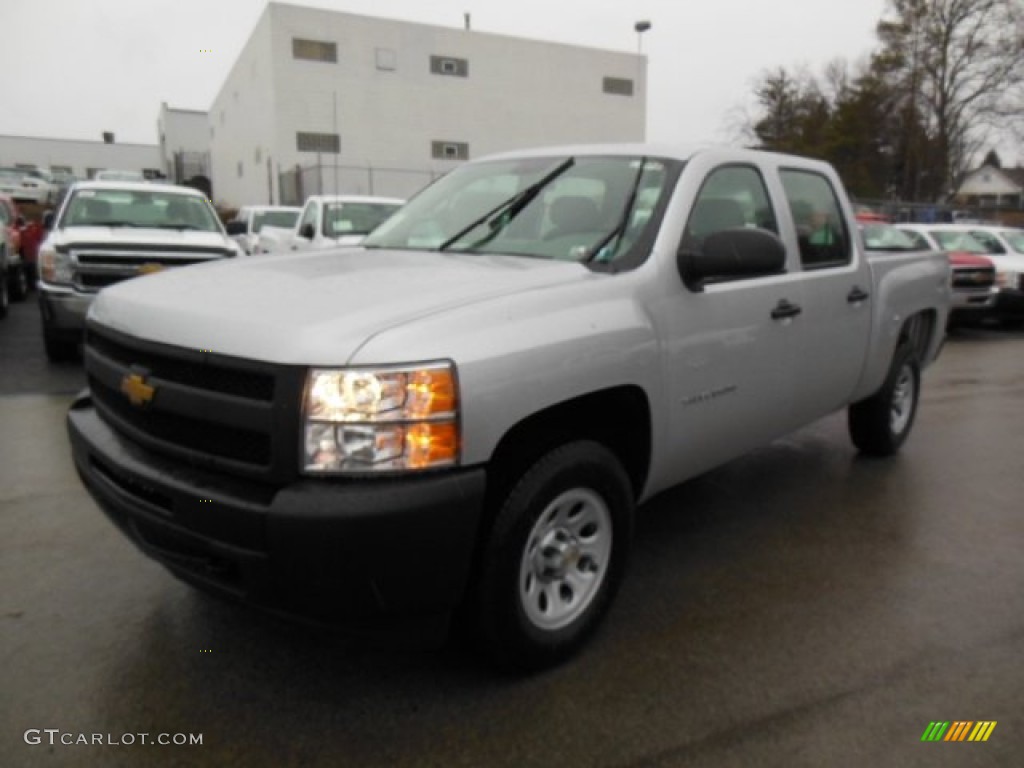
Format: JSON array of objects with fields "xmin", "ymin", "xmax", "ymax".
[
  {"xmin": 848, "ymin": 342, "xmax": 920, "ymax": 456},
  {"xmin": 9, "ymin": 263, "xmax": 28, "ymax": 301},
  {"xmin": 476, "ymin": 441, "xmax": 634, "ymax": 671}
]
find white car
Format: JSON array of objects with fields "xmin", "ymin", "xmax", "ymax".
[
  {"xmin": 0, "ymin": 166, "xmax": 57, "ymax": 205},
  {"xmin": 897, "ymin": 223, "xmax": 1024, "ymax": 325},
  {"xmin": 226, "ymin": 205, "xmax": 301, "ymax": 254},
  {"xmin": 93, "ymin": 169, "xmax": 147, "ymax": 182},
  {"xmin": 259, "ymin": 195, "xmax": 404, "ymax": 254}
]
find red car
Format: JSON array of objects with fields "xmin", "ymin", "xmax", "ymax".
[{"xmin": 0, "ymin": 193, "xmax": 29, "ymax": 303}]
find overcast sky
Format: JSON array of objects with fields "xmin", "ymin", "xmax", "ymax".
[{"xmin": 1, "ymin": 0, "xmax": 897, "ymax": 150}]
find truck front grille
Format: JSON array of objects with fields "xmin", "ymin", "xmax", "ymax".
[
  {"xmin": 84, "ymin": 323, "xmax": 305, "ymax": 483},
  {"xmin": 951, "ymin": 266, "xmax": 995, "ymax": 289},
  {"xmin": 71, "ymin": 247, "xmax": 228, "ymax": 293}
]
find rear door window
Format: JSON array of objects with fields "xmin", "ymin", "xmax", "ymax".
[{"xmin": 779, "ymin": 170, "xmax": 851, "ymax": 269}]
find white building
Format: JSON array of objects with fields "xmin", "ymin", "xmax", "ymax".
[
  {"xmin": 157, "ymin": 103, "xmax": 210, "ymax": 185},
  {"xmin": 210, "ymin": 2, "xmax": 647, "ymax": 208},
  {"xmin": 0, "ymin": 134, "xmax": 161, "ymax": 180}
]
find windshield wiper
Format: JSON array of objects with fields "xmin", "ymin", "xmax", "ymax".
[
  {"xmin": 438, "ymin": 157, "xmax": 575, "ymax": 252},
  {"xmin": 155, "ymin": 224, "xmax": 205, "ymax": 230},
  {"xmin": 88, "ymin": 221, "xmax": 139, "ymax": 227},
  {"xmin": 584, "ymin": 158, "xmax": 648, "ymax": 264}
]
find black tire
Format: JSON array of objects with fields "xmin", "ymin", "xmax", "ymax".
[
  {"xmin": 848, "ymin": 342, "xmax": 920, "ymax": 456},
  {"xmin": 43, "ymin": 327, "xmax": 79, "ymax": 362},
  {"xmin": 476, "ymin": 440, "xmax": 634, "ymax": 671},
  {"xmin": 9, "ymin": 263, "xmax": 28, "ymax": 301},
  {"xmin": 0, "ymin": 269, "xmax": 8, "ymax": 319}
]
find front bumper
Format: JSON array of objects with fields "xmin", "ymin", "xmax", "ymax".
[
  {"xmin": 38, "ymin": 285, "xmax": 94, "ymax": 335},
  {"xmin": 993, "ymin": 288, "xmax": 1024, "ymax": 318},
  {"xmin": 68, "ymin": 394, "xmax": 486, "ymax": 632}
]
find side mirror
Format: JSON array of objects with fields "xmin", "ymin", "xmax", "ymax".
[
  {"xmin": 225, "ymin": 220, "xmax": 247, "ymax": 236},
  {"xmin": 42, "ymin": 211, "xmax": 54, "ymax": 230},
  {"xmin": 300, "ymin": 223, "xmax": 315, "ymax": 240},
  {"xmin": 678, "ymin": 228, "xmax": 786, "ymax": 292}
]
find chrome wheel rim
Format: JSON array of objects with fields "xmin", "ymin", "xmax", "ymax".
[
  {"xmin": 518, "ymin": 488, "xmax": 612, "ymax": 631},
  {"xmin": 890, "ymin": 364, "xmax": 915, "ymax": 435}
]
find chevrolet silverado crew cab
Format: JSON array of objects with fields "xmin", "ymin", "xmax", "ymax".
[
  {"xmin": 37, "ymin": 181, "xmax": 240, "ymax": 361},
  {"xmin": 68, "ymin": 146, "xmax": 950, "ymax": 670}
]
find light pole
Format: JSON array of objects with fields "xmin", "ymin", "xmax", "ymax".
[{"xmin": 634, "ymin": 20, "xmax": 651, "ymax": 54}]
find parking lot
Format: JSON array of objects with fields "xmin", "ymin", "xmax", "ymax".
[{"xmin": 2, "ymin": 292, "xmax": 1023, "ymax": 768}]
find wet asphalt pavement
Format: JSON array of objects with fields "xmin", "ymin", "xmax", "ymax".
[{"xmin": 1, "ymin": 294, "xmax": 1022, "ymax": 767}]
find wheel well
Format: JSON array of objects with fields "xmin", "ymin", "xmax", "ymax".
[
  {"xmin": 899, "ymin": 310, "xmax": 938, "ymax": 363},
  {"xmin": 482, "ymin": 386, "xmax": 651, "ymax": 512}
]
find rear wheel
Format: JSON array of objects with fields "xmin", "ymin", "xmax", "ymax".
[
  {"xmin": 0, "ymin": 269, "xmax": 8, "ymax": 319},
  {"xmin": 848, "ymin": 342, "xmax": 920, "ymax": 456},
  {"xmin": 476, "ymin": 441, "xmax": 634, "ymax": 671}
]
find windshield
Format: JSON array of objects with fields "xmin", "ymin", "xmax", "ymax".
[
  {"xmin": 997, "ymin": 229, "xmax": 1024, "ymax": 254},
  {"xmin": 861, "ymin": 223, "xmax": 921, "ymax": 251},
  {"xmin": 253, "ymin": 209, "xmax": 300, "ymax": 232},
  {"xmin": 363, "ymin": 155, "xmax": 678, "ymax": 264},
  {"xmin": 60, "ymin": 188, "xmax": 223, "ymax": 232},
  {"xmin": 929, "ymin": 230, "xmax": 988, "ymax": 254},
  {"xmin": 322, "ymin": 201, "xmax": 402, "ymax": 237}
]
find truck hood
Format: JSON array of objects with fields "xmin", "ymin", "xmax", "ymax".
[
  {"xmin": 51, "ymin": 226, "xmax": 235, "ymax": 255},
  {"xmin": 89, "ymin": 248, "xmax": 593, "ymax": 364}
]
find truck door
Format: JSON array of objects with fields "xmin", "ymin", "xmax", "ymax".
[
  {"xmin": 778, "ymin": 168, "xmax": 871, "ymax": 422},
  {"xmin": 658, "ymin": 163, "xmax": 806, "ymax": 480}
]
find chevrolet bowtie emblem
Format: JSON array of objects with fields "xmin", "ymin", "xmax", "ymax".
[
  {"xmin": 120, "ymin": 373, "xmax": 155, "ymax": 407},
  {"xmin": 137, "ymin": 262, "xmax": 165, "ymax": 275}
]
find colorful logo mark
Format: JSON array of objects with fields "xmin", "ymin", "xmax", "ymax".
[{"xmin": 921, "ymin": 721, "xmax": 997, "ymax": 742}]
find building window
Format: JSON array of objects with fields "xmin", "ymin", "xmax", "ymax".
[
  {"xmin": 51, "ymin": 165, "xmax": 73, "ymax": 174},
  {"xmin": 376, "ymin": 47, "xmax": 396, "ymax": 71},
  {"xmin": 602, "ymin": 76, "xmax": 634, "ymax": 96},
  {"xmin": 14, "ymin": 163, "xmax": 35, "ymax": 170},
  {"xmin": 293, "ymin": 38, "xmax": 337, "ymax": 63},
  {"xmin": 297, "ymin": 132, "xmax": 341, "ymax": 153},
  {"xmin": 430, "ymin": 55, "xmax": 468, "ymax": 77},
  {"xmin": 142, "ymin": 169, "xmax": 163, "ymax": 180},
  {"xmin": 86, "ymin": 168, "xmax": 103, "ymax": 179},
  {"xmin": 431, "ymin": 141, "xmax": 469, "ymax": 161}
]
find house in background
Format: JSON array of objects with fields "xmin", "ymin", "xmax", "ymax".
[{"xmin": 955, "ymin": 161, "xmax": 1024, "ymax": 211}]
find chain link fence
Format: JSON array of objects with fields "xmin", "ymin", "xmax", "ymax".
[
  {"xmin": 277, "ymin": 163, "xmax": 439, "ymax": 205},
  {"xmin": 856, "ymin": 198, "xmax": 1024, "ymax": 226}
]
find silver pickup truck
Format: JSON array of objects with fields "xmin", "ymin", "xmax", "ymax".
[{"xmin": 68, "ymin": 145, "xmax": 950, "ymax": 670}]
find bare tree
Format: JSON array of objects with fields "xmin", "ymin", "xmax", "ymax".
[{"xmin": 876, "ymin": 0, "xmax": 1024, "ymax": 195}]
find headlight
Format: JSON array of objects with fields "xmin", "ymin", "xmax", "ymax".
[
  {"xmin": 39, "ymin": 245, "xmax": 73, "ymax": 286},
  {"xmin": 996, "ymin": 270, "xmax": 1021, "ymax": 289},
  {"xmin": 302, "ymin": 361, "xmax": 459, "ymax": 474}
]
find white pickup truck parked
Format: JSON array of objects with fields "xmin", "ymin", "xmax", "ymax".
[
  {"xmin": 68, "ymin": 145, "xmax": 950, "ymax": 670},
  {"xmin": 255, "ymin": 194, "xmax": 404, "ymax": 254},
  {"xmin": 37, "ymin": 181, "xmax": 240, "ymax": 361}
]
